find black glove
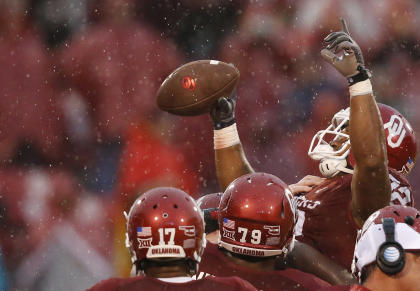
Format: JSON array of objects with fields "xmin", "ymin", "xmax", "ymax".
[
  {"xmin": 210, "ymin": 90, "xmax": 237, "ymax": 130},
  {"xmin": 321, "ymin": 18, "xmax": 370, "ymax": 85}
]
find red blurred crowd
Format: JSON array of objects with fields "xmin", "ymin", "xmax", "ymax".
[{"xmin": 0, "ymin": 0, "xmax": 419, "ymax": 289}]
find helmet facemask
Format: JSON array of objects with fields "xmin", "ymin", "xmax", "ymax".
[{"xmin": 308, "ymin": 108, "xmax": 354, "ymax": 177}]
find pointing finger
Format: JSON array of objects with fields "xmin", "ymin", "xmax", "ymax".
[{"xmin": 341, "ymin": 17, "xmax": 350, "ymax": 35}]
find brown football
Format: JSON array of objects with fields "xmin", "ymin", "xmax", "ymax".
[{"xmin": 156, "ymin": 60, "xmax": 240, "ymax": 116}]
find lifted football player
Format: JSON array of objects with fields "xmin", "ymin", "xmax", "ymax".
[
  {"xmin": 87, "ymin": 187, "xmax": 256, "ymax": 291},
  {"xmin": 197, "ymin": 172, "xmax": 331, "ymax": 290},
  {"xmin": 207, "ymin": 19, "xmax": 416, "ymax": 271}
]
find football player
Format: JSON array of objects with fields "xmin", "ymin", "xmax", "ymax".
[
  {"xmin": 208, "ymin": 19, "xmax": 416, "ymax": 271},
  {"xmin": 197, "ymin": 172, "xmax": 331, "ymax": 290},
  {"xmin": 87, "ymin": 187, "xmax": 256, "ymax": 291},
  {"xmin": 351, "ymin": 205, "xmax": 420, "ymax": 290},
  {"xmin": 198, "ymin": 187, "xmax": 356, "ymax": 285},
  {"xmin": 317, "ymin": 206, "xmax": 420, "ymax": 291}
]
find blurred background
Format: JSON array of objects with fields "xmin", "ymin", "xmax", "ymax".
[{"xmin": 0, "ymin": 0, "xmax": 419, "ymax": 289}]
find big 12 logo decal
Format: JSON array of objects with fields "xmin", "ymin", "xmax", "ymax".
[
  {"xmin": 222, "ymin": 227, "xmax": 236, "ymax": 240},
  {"xmin": 137, "ymin": 226, "xmax": 153, "ymax": 249},
  {"xmin": 384, "ymin": 115, "xmax": 406, "ymax": 148}
]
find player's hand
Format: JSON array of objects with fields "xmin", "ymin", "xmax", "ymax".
[
  {"xmin": 210, "ymin": 90, "xmax": 237, "ymax": 129},
  {"xmin": 321, "ymin": 18, "xmax": 367, "ymax": 80},
  {"xmin": 289, "ymin": 175, "xmax": 326, "ymax": 196}
]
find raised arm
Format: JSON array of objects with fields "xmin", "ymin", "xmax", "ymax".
[
  {"xmin": 210, "ymin": 92, "xmax": 254, "ymax": 190},
  {"xmin": 349, "ymin": 94, "xmax": 390, "ymax": 226},
  {"xmin": 321, "ymin": 19, "xmax": 390, "ymax": 227}
]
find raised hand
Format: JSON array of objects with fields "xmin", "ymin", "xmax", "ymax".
[
  {"xmin": 210, "ymin": 90, "xmax": 237, "ymax": 130},
  {"xmin": 321, "ymin": 18, "xmax": 369, "ymax": 82}
]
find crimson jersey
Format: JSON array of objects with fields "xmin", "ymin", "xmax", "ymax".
[
  {"xmin": 318, "ymin": 285, "xmax": 371, "ymax": 291},
  {"xmin": 294, "ymin": 168, "xmax": 413, "ymax": 270},
  {"xmin": 198, "ymin": 242, "xmax": 330, "ymax": 291},
  {"xmin": 87, "ymin": 275, "xmax": 256, "ymax": 291}
]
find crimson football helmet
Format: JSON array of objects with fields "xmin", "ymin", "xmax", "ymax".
[
  {"xmin": 125, "ymin": 187, "xmax": 206, "ymax": 275},
  {"xmin": 197, "ymin": 193, "xmax": 223, "ymax": 234},
  {"xmin": 197, "ymin": 192, "xmax": 223, "ymax": 210},
  {"xmin": 218, "ymin": 172, "xmax": 295, "ymax": 257},
  {"xmin": 308, "ymin": 103, "xmax": 417, "ymax": 177},
  {"xmin": 352, "ymin": 205, "xmax": 420, "ymax": 278}
]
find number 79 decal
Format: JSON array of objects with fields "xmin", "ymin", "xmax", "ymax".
[{"xmin": 237, "ymin": 227, "xmax": 262, "ymax": 244}]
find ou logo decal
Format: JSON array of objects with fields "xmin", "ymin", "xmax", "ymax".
[{"xmin": 383, "ymin": 115, "xmax": 406, "ymax": 148}]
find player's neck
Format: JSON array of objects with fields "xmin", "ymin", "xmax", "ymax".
[
  {"xmin": 206, "ymin": 231, "xmax": 218, "ymax": 244},
  {"xmin": 144, "ymin": 265, "xmax": 191, "ymax": 279},
  {"xmin": 363, "ymin": 270, "xmax": 400, "ymax": 291},
  {"xmin": 222, "ymin": 249, "xmax": 276, "ymax": 271}
]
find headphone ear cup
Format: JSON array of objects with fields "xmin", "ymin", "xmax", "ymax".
[{"xmin": 376, "ymin": 241, "xmax": 405, "ymax": 275}]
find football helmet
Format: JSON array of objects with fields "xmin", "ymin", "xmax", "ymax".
[
  {"xmin": 308, "ymin": 103, "xmax": 417, "ymax": 177},
  {"xmin": 218, "ymin": 172, "xmax": 295, "ymax": 257},
  {"xmin": 352, "ymin": 205, "xmax": 420, "ymax": 278},
  {"xmin": 125, "ymin": 187, "xmax": 206, "ymax": 275},
  {"xmin": 197, "ymin": 192, "xmax": 223, "ymax": 234}
]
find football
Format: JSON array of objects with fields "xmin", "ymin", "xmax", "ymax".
[{"xmin": 156, "ymin": 60, "xmax": 240, "ymax": 116}]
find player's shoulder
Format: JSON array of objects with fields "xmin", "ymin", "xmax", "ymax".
[
  {"xmin": 388, "ymin": 167, "xmax": 410, "ymax": 186},
  {"xmin": 276, "ymin": 268, "xmax": 331, "ymax": 290},
  {"xmin": 204, "ymin": 276, "xmax": 257, "ymax": 291},
  {"xmin": 316, "ymin": 174, "xmax": 351, "ymax": 193},
  {"xmin": 317, "ymin": 284, "xmax": 371, "ymax": 291},
  {"xmin": 86, "ymin": 276, "xmax": 142, "ymax": 291},
  {"xmin": 198, "ymin": 241, "xmax": 231, "ymax": 277},
  {"xmin": 297, "ymin": 174, "xmax": 351, "ymax": 203},
  {"xmin": 202, "ymin": 241, "xmax": 225, "ymax": 259},
  {"xmin": 388, "ymin": 167, "xmax": 413, "ymax": 207}
]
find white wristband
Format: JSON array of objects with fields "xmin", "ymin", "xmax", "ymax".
[
  {"xmin": 214, "ymin": 123, "xmax": 240, "ymax": 150},
  {"xmin": 349, "ymin": 79, "xmax": 373, "ymax": 97}
]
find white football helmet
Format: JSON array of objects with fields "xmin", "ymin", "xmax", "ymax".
[{"xmin": 308, "ymin": 108, "xmax": 354, "ymax": 177}]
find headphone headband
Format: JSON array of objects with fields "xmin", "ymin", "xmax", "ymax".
[
  {"xmin": 376, "ymin": 218, "xmax": 405, "ymax": 275},
  {"xmin": 382, "ymin": 218, "xmax": 396, "ymax": 242}
]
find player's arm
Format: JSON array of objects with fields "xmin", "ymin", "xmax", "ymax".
[
  {"xmin": 349, "ymin": 93, "xmax": 390, "ymax": 226},
  {"xmin": 211, "ymin": 92, "xmax": 254, "ymax": 190},
  {"xmin": 286, "ymin": 241, "xmax": 357, "ymax": 285},
  {"xmin": 321, "ymin": 19, "xmax": 390, "ymax": 227}
]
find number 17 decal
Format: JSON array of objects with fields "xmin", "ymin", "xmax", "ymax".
[{"xmin": 158, "ymin": 228, "xmax": 175, "ymax": 245}]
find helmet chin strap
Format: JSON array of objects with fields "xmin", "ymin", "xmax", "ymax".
[{"xmin": 319, "ymin": 158, "xmax": 354, "ymax": 178}]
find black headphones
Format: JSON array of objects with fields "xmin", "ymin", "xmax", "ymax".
[{"xmin": 376, "ymin": 218, "xmax": 406, "ymax": 275}]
